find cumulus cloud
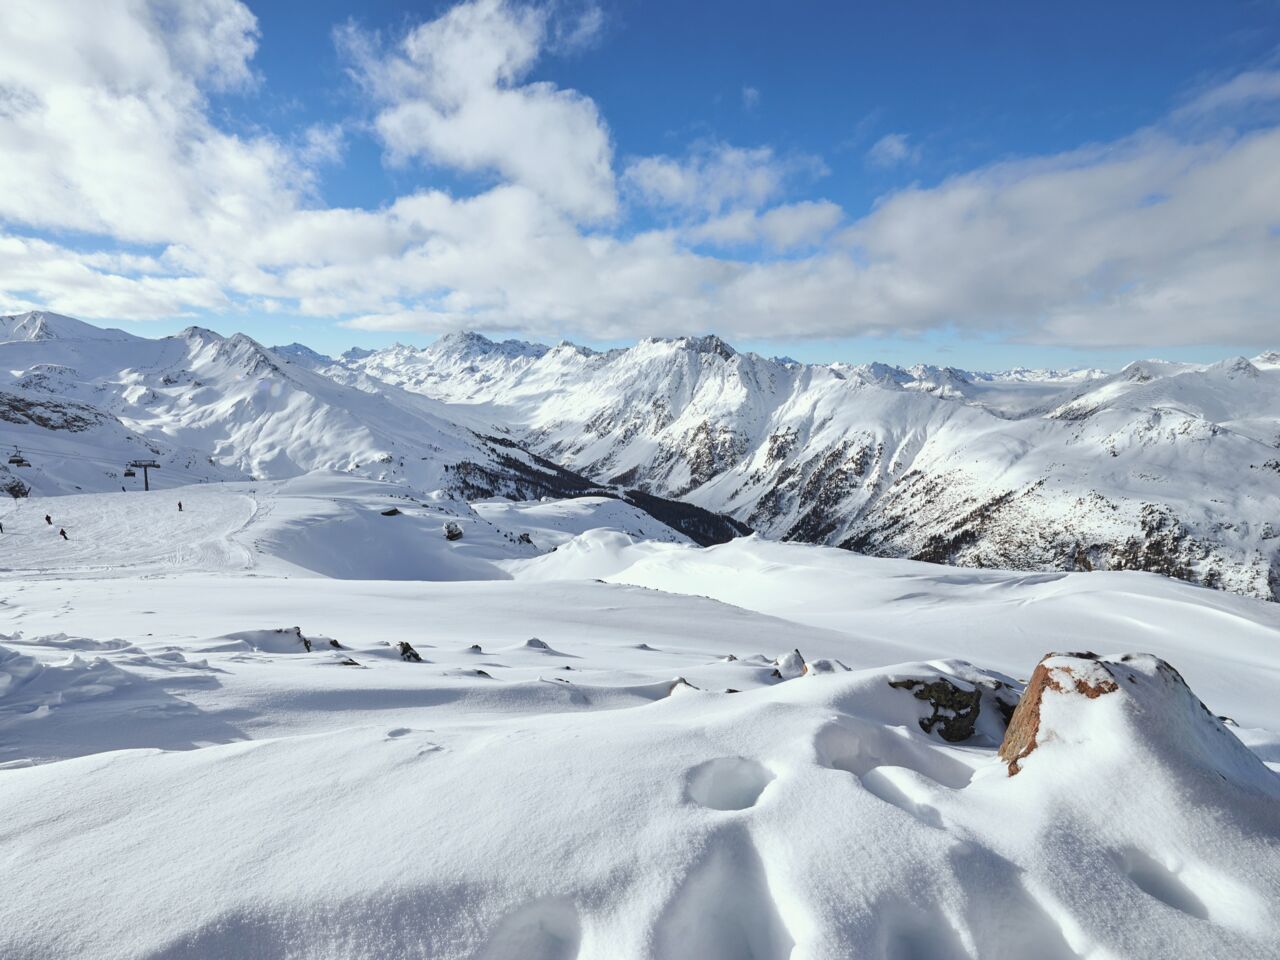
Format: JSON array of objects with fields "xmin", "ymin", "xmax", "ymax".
[
  {"xmin": 0, "ymin": 0, "xmax": 300, "ymax": 248},
  {"xmin": 337, "ymin": 0, "xmax": 616, "ymax": 221},
  {"xmin": 0, "ymin": 0, "xmax": 1277, "ymax": 351},
  {"xmin": 0, "ymin": 234, "xmax": 226, "ymax": 320}
]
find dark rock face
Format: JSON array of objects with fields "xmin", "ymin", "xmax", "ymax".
[
  {"xmin": 618, "ymin": 488, "xmax": 751, "ymax": 546},
  {"xmin": 397, "ymin": 642, "xmax": 423, "ymax": 663},
  {"xmin": 889, "ymin": 678, "xmax": 984, "ymax": 742},
  {"xmin": 456, "ymin": 438, "xmax": 750, "ymax": 547},
  {"xmin": 1108, "ymin": 504, "xmax": 1196, "ymax": 583},
  {"xmin": 0, "ymin": 390, "xmax": 110, "ymax": 432},
  {"xmin": 381, "ymin": 507, "xmax": 401, "ymax": 516},
  {"xmin": 679, "ymin": 421, "xmax": 748, "ymax": 492},
  {"xmin": 2, "ymin": 475, "xmax": 30, "ymax": 499},
  {"xmin": 443, "ymin": 521, "xmax": 463, "ymax": 541}
]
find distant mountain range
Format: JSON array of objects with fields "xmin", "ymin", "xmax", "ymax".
[
  {"xmin": 3, "ymin": 311, "xmax": 1277, "ymax": 600},
  {"xmin": 0, "ymin": 312, "xmax": 743, "ymax": 545}
]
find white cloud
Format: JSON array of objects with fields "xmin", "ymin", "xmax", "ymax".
[
  {"xmin": 623, "ymin": 142, "xmax": 825, "ymax": 214},
  {"xmin": 0, "ymin": 0, "xmax": 1277, "ymax": 353},
  {"xmin": 866, "ymin": 132, "xmax": 919, "ymax": 168},
  {"xmin": 550, "ymin": 2, "xmax": 604, "ymax": 52},
  {"xmin": 690, "ymin": 201, "xmax": 842, "ymax": 251},
  {"xmin": 741, "ymin": 85, "xmax": 760, "ymax": 110},
  {"xmin": 0, "ymin": 0, "xmax": 303, "ymax": 248},
  {"xmin": 338, "ymin": 0, "xmax": 616, "ymax": 221},
  {"xmin": 758, "ymin": 201, "xmax": 842, "ymax": 249},
  {"xmin": 1172, "ymin": 69, "xmax": 1280, "ymax": 121},
  {"xmin": 0, "ymin": 233, "xmax": 226, "ymax": 319},
  {"xmin": 299, "ymin": 123, "xmax": 345, "ymax": 165},
  {"xmin": 841, "ymin": 126, "xmax": 1280, "ymax": 346}
]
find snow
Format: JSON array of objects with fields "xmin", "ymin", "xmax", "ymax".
[
  {"xmin": 1, "ymin": 481, "xmax": 1278, "ymax": 958},
  {"xmin": 472, "ymin": 495, "xmax": 691, "ymax": 549},
  {"xmin": 1, "ymin": 313, "xmax": 1279, "ymax": 958},
  {"xmin": 0, "ymin": 473, "xmax": 690, "ymax": 581}
]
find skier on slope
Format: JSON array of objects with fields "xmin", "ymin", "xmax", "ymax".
[
  {"xmin": 59, "ymin": 528, "xmax": 68, "ymax": 540},
  {"xmin": 178, "ymin": 501, "xmax": 183, "ymax": 512},
  {"xmin": 45, "ymin": 514, "xmax": 52, "ymax": 525}
]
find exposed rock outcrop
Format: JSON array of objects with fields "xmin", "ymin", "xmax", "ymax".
[
  {"xmin": 998, "ymin": 652, "xmax": 1279, "ymax": 790},
  {"xmin": 889, "ymin": 678, "xmax": 984, "ymax": 742}
]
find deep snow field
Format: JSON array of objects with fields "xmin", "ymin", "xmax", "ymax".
[{"xmin": 2, "ymin": 476, "xmax": 1279, "ymax": 960}]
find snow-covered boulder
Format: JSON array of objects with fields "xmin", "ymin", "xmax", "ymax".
[
  {"xmin": 771, "ymin": 648, "xmax": 807, "ymax": 679},
  {"xmin": 999, "ymin": 652, "xmax": 1280, "ymax": 794},
  {"xmin": 198, "ymin": 626, "xmax": 314, "ymax": 654}
]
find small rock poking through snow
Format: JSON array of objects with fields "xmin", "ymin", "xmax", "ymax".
[{"xmin": 771, "ymin": 648, "xmax": 806, "ymax": 679}]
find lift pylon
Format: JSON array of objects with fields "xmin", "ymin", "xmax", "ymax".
[{"xmin": 126, "ymin": 459, "xmax": 161, "ymax": 491}]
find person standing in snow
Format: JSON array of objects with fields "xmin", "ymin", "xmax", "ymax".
[
  {"xmin": 44, "ymin": 514, "xmax": 52, "ymax": 525},
  {"xmin": 59, "ymin": 528, "xmax": 68, "ymax": 540},
  {"xmin": 178, "ymin": 501, "xmax": 183, "ymax": 512}
]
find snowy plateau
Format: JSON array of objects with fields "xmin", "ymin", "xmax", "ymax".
[{"xmin": 0, "ymin": 310, "xmax": 1278, "ymax": 960}]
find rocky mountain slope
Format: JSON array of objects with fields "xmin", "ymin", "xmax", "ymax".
[{"xmin": 330, "ymin": 331, "xmax": 1280, "ymax": 601}]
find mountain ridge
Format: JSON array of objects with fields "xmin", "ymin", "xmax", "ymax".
[
  {"xmin": 330, "ymin": 326, "xmax": 1280, "ymax": 601},
  {"xmin": 3, "ymin": 312, "xmax": 1277, "ymax": 600}
]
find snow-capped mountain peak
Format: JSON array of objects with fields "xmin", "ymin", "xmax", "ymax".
[
  {"xmin": 331, "ymin": 328, "xmax": 1280, "ymax": 601},
  {"xmin": 4, "ymin": 313, "xmax": 1280, "ymax": 603},
  {"xmin": 0, "ymin": 310, "xmax": 136, "ymax": 343},
  {"xmin": 271, "ymin": 342, "xmax": 335, "ymax": 368},
  {"xmin": 426, "ymin": 330, "xmax": 549, "ymax": 361}
]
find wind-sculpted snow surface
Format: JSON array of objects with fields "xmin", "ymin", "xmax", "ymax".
[
  {"xmin": 1, "ymin": 603, "xmax": 1277, "ymax": 958},
  {"xmin": 341, "ymin": 330, "xmax": 1280, "ymax": 601},
  {"xmin": 1, "ymin": 486, "xmax": 1279, "ymax": 958}
]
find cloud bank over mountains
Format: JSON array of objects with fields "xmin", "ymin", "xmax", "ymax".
[{"xmin": 0, "ymin": 0, "xmax": 1277, "ymax": 349}]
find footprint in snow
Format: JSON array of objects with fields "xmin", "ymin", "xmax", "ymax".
[{"xmin": 686, "ymin": 758, "xmax": 775, "ymax": 811}]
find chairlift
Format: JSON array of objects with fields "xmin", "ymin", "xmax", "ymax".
[
  {"xmin": 7, "ymin": 450, "xmax": 24, "ymax": 465},
  {"xmin": 123, "ymin": 467, "xmax": 137, "ymax": 478}
]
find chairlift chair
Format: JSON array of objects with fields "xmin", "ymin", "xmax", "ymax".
[
  {"xmin": 123, "ymin": 467, "xmax": 136, "ymax": 477},
  {"xmin": 7, "ymin": 450, "xmax": 24, "ymax": 465}
]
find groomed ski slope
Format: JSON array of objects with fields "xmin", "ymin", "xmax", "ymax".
[
  {"xmin": 0, "ymin": 485, "xmax": 258, "ymax": 576},
  {"xmin": 1, "ymin": 483, "xmax": 1278, "ymax": 960},
  {"xmin": 0, "ymin": 475, "xmax": 688, "ymax": 580}
]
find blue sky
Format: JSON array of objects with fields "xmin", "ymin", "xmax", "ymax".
[{"xmin": 1, "ymin": 0, "xmax": 1278, "ymax": 368}]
